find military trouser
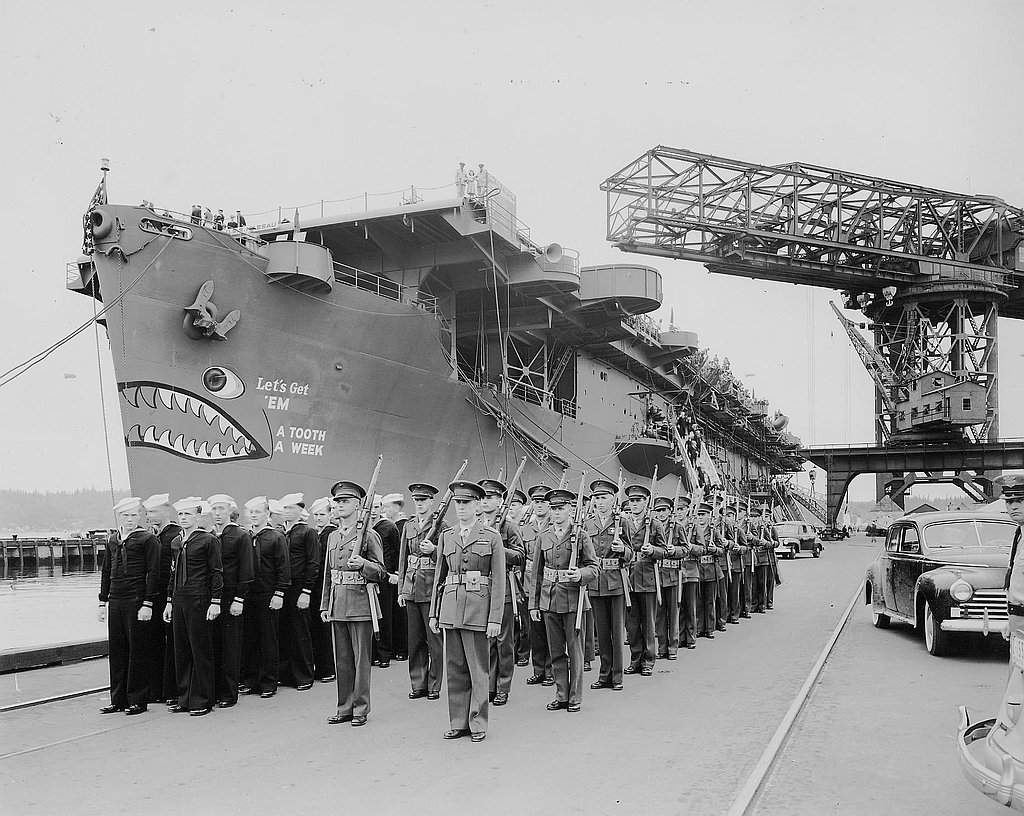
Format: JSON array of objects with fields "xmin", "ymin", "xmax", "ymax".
[
  {"xmin": 407, "ymin": 600, "xmax": 443, "ymax": 695},
  {"xmin": 213, "ymin": 589, "xmax": 244, "ymax": 705},
  {"xmin": 591, "ymin": 594, "xmax": 625, "ymax": 684},
  {"xmin": 740, "ymin": 563, "xmax": 753, "ymax": 615},
  {"xmin": 309, "ymin": 576, "xmax": 335, "ymax": 680},
  {"xmin": 766, "ymin": 557, "xmax": 777, "ymax": 608},
  {"xmin": 242, "ymin": 594, "xmax": 280, "ymax": 694},
  {"xmin": 698, "ymin": 579, "xmax": 717, "ymax": 635},
  {"xmin": 107, "ymin": 596, "xmax": 151, "ymax": 708},
  {"xmin": 445, "ymin": 627, "xmax": 491, "ymax": 735},
  {"xmin": 514, "ymin": 603, "xmax": 531, "ymax": 664},
  {"xmin": 728, "ymin": 569, "xmax": 743, "ymax": 622},
  {"xmin": 715, "ymin": 571, "xmax": 729, "ymax": 629},
  {"xmin": 678, "ymin": 581, "xmax": 699, "ymax": 647},
  {"xmin": 145, "ymin": 597, "xmax": 172, "ymax": 703},
  {"xmin": 753, "ymin": 564, "xmax": 769, "ymax": 612},
  {"xmin": 489, "ymin": 601, "xmax": 516, "ymax": 696},
  {"xmin": 280, "ymin": 586, "xmax": 314, "ymax": 687},
  {"xmin": 544, "ymin": 610, "xmax": 585, "ymax": 706},
  {"xmin": 655, "ymin": 582, "xmax": 680, "ymax": 655},
  {"xmin": 584, "ymin": 608, "xmax": 596, "ymax": 663},
  {"xmin": 530, "ymin": 615, "xmax": 552, "ymax": 679},
  {"xmin": 332, "ymin": 620, "xmax": 373, "ymax": 718},
  {"xmin": 172, "ymin": 594, "xmax": 215, "ymax": 711},
  {"xmin": 625, "ymin": 591, "xmax": 657, "ymax": 670}
]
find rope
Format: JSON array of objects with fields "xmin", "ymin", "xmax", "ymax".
[{"xmin": 93, "ymin": 288, "xmax": 117, "ymax": 519}]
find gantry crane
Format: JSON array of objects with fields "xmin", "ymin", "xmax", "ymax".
[{"xmin": 602, "ymin": 146, "xmax": 1024, "ymax": 521}]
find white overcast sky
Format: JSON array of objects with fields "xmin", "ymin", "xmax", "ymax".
[{"xmin": 1, "ymin": 0, "xmax": 1022, "ymax": 501}]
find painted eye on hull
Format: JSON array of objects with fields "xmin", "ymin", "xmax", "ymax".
[{"xmin": 202, "ymin": 366, "xmax": 245, "ymax": 399}]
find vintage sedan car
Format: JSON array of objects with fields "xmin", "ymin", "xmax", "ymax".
[
  {"xmin": 865, "ymin": 511, "xmax": 1015, "ymax": 656},
  {"xmin": 772, "ymin": 521, "xmax": 822, "ymax": 558}
]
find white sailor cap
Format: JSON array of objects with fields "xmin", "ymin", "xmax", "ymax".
[
  {"xmin": 142, "ymin": 493, "xmax": 171, "ymax": 510},
  {"xmin": 207, "ymin": 494, "xmax": 237, "ymax": 509},
  {"xmin": 310, "ymin": 497, "xmax": 331, "ymax": 514},
  {"xmin": 244, "ymin": 496, "xmax": 268, "ymax": 512},
  {"xmin": 299, "ymin": 508, "xmax": 310, "ymax": 522},
  {"xmin": 381, "ymin": 492, "xmax": 404, "ymax": 505},
  {"xmin": 199, "ymin": 501, "xmax": 213, "ymax": 516},
  {"xmin": 113, "ymin": 497, "xmax": 142, "ymax": 515},
  {"xmin": 279, "ymin": 493, "xmax": 304, "ymax": 508},
  {"xmin": 173, "ymin": 496, "xmax": 204, "ymax": 513},
  {"xmin": 268, "ymin": 499, "xmax": 285, "ymax": 514}
]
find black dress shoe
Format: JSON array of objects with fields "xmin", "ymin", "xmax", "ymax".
[
  {"xmin": 541, "ymin": 677, "xmax": 555, "ymax": 687},
  {"xmin": 525, "ymin": 674, "xmax": 545, "ymax": 685},
  {"xmin": 590, "ymin": 680, "xmax": 611, "ymax": 690},
  {"xmin": 640, "ymin": 668, "xmax": 653, "ymax": 677},
  {"xmin": 471, "ymin": 732, "xmax": 486, "ymax": 743},
  {"xmin": 168, "ymin": 704, "xmax": 188, "ymax": 713},
  {"xmin": 656, "ymin": 653, "xmax": 668, "ymax": 660},
  {"xmin": 443, "ymin": 728, "xmax": 471, "ymax": 740},
  {"xmin": 237, "ymin": 685, "xmax": 252, "ymax": 695},
  {"xmin": 427, "ymin": 691, "xmax": 440, "ymax": 700},
  {"xmin": 611, "ymin": 683, "xmax": 623, "ymax": 691},
  {"xmin": 623, "ymin": 666, "xmax": 638, "ymax": 675},
  {"xmin": 409, "ymin": 690, "xmax": 428, "ymax": 700},
  {"xmin": 165, "ymin": 698, "xmax": 178, "ymax": 706},
  {"xmin": 666, "ymin": 653, "xmax": 677, "ymax": 660},
  {"xmin": 216, "ymin": 700, "xmax": 236, "ymax": 709},
  {"xmin": 567, "ymin": 702, "xmax": 581, "ymax": 713},
  {"xmin": 740, "ymin": 613, "xmax": 752, "ymax": 619},
  {"xmin": 716, "ymin": 625, "xmax": 728, "ymax": 632},
  {"xmin": 685, "ymin": 643, "xmax": 696, "ymax": 649},
  {"xmin": 260, "ymin": 690, "xmax": 276, "ymax": 699},
  {"xmin": 394, "ymin": 654, "xmax": 408, "ymax": 661},
  {"xmin": 327, "ymin": 714, "xmax": 353, "ymax": 724},
  {"xmin": 99, "ymin": 704, "xmax": 125, "ymax": 714},
  {"xmin": 493, "ymin": 692, "xmax": 508, "ymax": 706},
  {"xmin": 515, "ymin": 659, "xmax": 528, "ymax": 667},
  {"xmin": 754, "ymin": 609, "xmax": 766, "ymax": 614},
  {"xmin": 296, "ymin": 682, "xmax": 313, "ymax": 691},
  {"xmin": 124, "ymin": 704, "xmax": 147, "ymax": 716},
  {"xmin": 546, "ymin": 700, "xmax": 568, "ymax": 711},
  {"xmin": 727, "ymin": 618, "xmax": 740, "ymax": 624},
  {"xmin": 584, "ymin": 662, "xmax": 592, "ymax": 672},
  {"xmin": 351, "ymin": 716, "xmax": 367, "ymax": 727},
  {"xmin": 766, "ymin": 604, "xmax": 773, "ymax": 610},
  {"xmin": 377, "ymin": 661, "xmax": 390, "ymax": 669},
  {"xmin": 189, "ymin": 708, "xmax": 212, "ymax": 717},
  {"xmin": 319, "ymin": 675, "xmax": 336, "ymax": 683}
]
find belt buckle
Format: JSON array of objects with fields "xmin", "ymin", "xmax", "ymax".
[
  {"xmin": 465, "ymin": 570, "xmax": 482, "ymax": 590},
  {"xmin": 408, "ymin": 555, "xmax": 420, "ymax": 570},
  {"xmin": 331, "ymin": 569, "xmax": 342, "ymax": 585}
]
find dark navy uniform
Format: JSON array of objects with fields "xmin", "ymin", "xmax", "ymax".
[
  {"xmin": 311, "ymin": 521, "xmax": 338, "ymax": 680},
  {"xmin": 241, "ymin": 523, "xmax": 290, "ymax": 695},
  {"xmin": 214, "ymin": 523, "xmax": 253, "ymax": 706},
  {"xmin": 280, "ymin": 520, "xmax": 320, "ymax": 687},
  {"xmin": 151, "ymin": 521, "xmax": 182, "ymax": 702}
]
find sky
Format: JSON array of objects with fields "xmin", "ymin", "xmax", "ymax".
[{"xmin": 1, "ymin": 0, "xmax": 1022, "ymax": 502}]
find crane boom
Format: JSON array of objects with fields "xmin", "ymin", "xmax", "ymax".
[{"xmin": 828, "ymin": 302, "xmax": 898, "ymax": 413}]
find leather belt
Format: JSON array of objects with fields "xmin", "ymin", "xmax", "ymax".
[
  {"xmin": 661, "ymin": 559, "xmax": 681, "ymax": 569},
  {"xmin": 332, "ymin": 570, "xmax": 365, "ymax": 585},
  {"xmin": 446, "ymin": 571, "xmax": 489, "ymax": 589},
  {"xmin": 599, "ymin": 557, "xmax": 621, "ymax": 570},
  {"xmin": 543, "ymin": 567, "xmax": 574, "ymax": 583},
  {"xmin": 408, "ymin": 555, "xmax": 433, "ymax": 570},
  {"xmin": 699, "ymin": 555, "xmax": 715, "ymax": 564}
]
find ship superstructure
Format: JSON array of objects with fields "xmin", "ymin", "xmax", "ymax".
[{"xmin": 68, "ymin": 165, "xmax": 806, "ymax": 505}]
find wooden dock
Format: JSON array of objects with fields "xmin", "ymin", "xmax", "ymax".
[{"xmin": 0, "ymin": 537, "xmax": 105, "ymax": 579}]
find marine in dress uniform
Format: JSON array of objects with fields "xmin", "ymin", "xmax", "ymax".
[
  {"xmin": 507, "ymin": 490, "xmax": 532, "ymax": 667},
  {"xmin": 652, "ymin": 496, "xmax": 682, "ymax": 659},
  {"xmin": 398, "ymin": 483, "xmax": 446, "ymax": 700},
  {"xmin": 713, "ymin": 506, "xmax": 731, "ymax": 633},
  {"xmin": 240, "ymin": 497, "xmax": 291, "ymax": 698},
  {"xmin": 624, "ymin": 485, "xmax": 666, "ymax": 676},
  {"xmin": 278, "ymin": 493, "xmax": 320, "ymax": 689},
  {"xmin": 98, "ymin": 497, "xmax": 160, "ymax": 715},
  {"xmin": 321, "ymin": 480, "xmax": 387, "ymax": 727},
  {"xmin": 143, "ymin": 493, "xmax": 181, "ymax": 704},
  {"xmin": 479, "ymin": 478, "xmax": 526, "ymax": 707},
  {"xmin": 310, "ymin": 497, "xmax": 338, "ymax": 682},
  {"xmin": 521, "ymin": 484, "xmax": 555, "ymax": 686},
  {"xmin": 209, "ymin": 495, "xmax": 253, "ymax": 708},
  {"xmin": 163, "ymin": 497, "xmax": 223, "ymax": 716},
  {"xmin": 764, "ymin": 512, "xmax": 781, "ymax": 610},
  {"xmin": 584, "ymin": 480, "xmax": 633, "ymax": 690},
  {"xmin": 738, "ymin": 508, "xmax": 754, "ymax": 618},
  {"xmin": 531, "ymin": 489, "xmax": 599, "ymax": 712},
  {"xmin": 749, "ymin": 505, "xmax": 772, "ymax": 613},
  {"xmin": 429, "ymin": 481, "xmax": 506, "ymax": 743},
  {"xmin": 998, "ymin": 474, "xmax": 1024, "ymax": 637},
  {"xmin": 694, "ymin": 502, "xmax": 724, "ymax": 637},
  {"xmin": 672, "ymin": 496, "xmax": 705, "ymax": 650},
  {"xmin": 724, "ymin": 507, "xmax": 746, "ymax": 624}
]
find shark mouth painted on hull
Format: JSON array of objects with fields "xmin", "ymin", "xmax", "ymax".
[{"xmin": 118, "ymin": 380, "xmax": 269, "ymax": 463}]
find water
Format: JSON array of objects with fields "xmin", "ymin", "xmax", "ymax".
[{"xmin": 1, "ymin": 566, "xmax": 106, "ymax": 651}]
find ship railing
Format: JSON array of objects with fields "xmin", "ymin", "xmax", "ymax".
[
  {"xmin": 623, "ymin": 313, "xmax": 662, "ymax": 346},
  {"xmin": 501, "ymin": 377, "xmax": 577, "ymax": 419},
  {"xmin": 136, "ymin": 206, "xmax": 269, "ymax": 251},
  {"xmin": 333, "ymin": 262, "xmax": 438, "ymax": 315}
]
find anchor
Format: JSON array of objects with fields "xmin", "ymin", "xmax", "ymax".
[{"xmin": 183, "ymin": 280, "xmax": 240, "ymax": 341}]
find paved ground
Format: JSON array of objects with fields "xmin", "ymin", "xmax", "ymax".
[{"xmin": 0, "ymin": 536, "xmax": 1006, "ymax": 815}]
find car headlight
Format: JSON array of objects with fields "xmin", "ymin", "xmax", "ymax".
[{"xmin": 949, "ymin": 579, "xmax": 974, "ymax": 603}]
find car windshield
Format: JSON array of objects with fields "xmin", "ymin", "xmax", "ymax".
[
  {"xmin": 922, "ymin": 520, "xmax": 1015, "ymax": 549},
  {"xmin": 774, "ymin": 523, "xmax": 801, "ymax": 536}
]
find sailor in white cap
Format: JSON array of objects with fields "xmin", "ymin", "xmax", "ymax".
[
  {"xmin": 268, "ymin": 499, "xmax": 285, "ymax": 531},
  {"xmin": 380, "ymin": 493, "xmax": 409, "ymax": 661},
  {"xmin": 371, "ymin": 497, "xmax": 401, "ymax": 669},
  {"xmin": 239, "ymin": 497, "xmax": 291, "ymax": 698},
  {"xmin": 208, "ymin": 495, "xmax": 253, "ymax": 708},
  {"xmin": 163, "ymin": 497, "xmax": 223, "ymax": 716},
  {"xmin": 309, "ymin": 497, "xmax": 337, "ymax": 682},
  {"xmin": 142, "ymin": 493, "xmax": 182, "ymax": 704},
  {"xmin": 98, "ymin": 497, "xmax": 161, "ymax": 715},
  {"xmin": 278, "ymin": 493, "xmax": 320, "ymax": 691}
]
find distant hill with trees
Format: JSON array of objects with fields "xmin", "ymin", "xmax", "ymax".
[{"xmin": 0, "ymin": 488, "xmax": 129, "ymax": 536}]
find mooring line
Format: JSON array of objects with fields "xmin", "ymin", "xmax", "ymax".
[
  {"xmin": 0, "ymin": 685, "xmax": 109, "ymax": 715},
  {"xmin": 725, "ymin": 579, "xmax": 865, "ymax": 816},
  {"xmin": 0, "ymin": 724, "xmax": 117, "ymax": 761}
]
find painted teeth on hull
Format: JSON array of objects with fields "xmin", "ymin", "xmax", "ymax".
[
  {"xmin": 217, "ymin": 414, "xmax": 231, "ymax": 436},
  {"xmin": 157, "ymin": 388, "xmax": 174, "ymax": 410},
  {"xmin": 123, "ymin": 388, "xmax": 140, "ymax": 408},
  {"xmin": 143, "ymin": 426, "xmax": 158, "ymax": 443},
  {"xmin": 158, "ymin": 429, "xmax": 172, "ymax": 448},
  {"xmin": 200, "ymin": 402, "xmax": 217, "ymax": 425}
]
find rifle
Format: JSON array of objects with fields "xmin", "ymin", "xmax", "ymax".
[
  {"xmin": 642, "ymin": 465, "xmax": 662, "ymax": 605},
  {"xmin": 495, "ymin": 456, "xmax": 528, "ymax": 618},
  {"xmin": 569, "ymin": 471, "xmax": 588, "ymax": 632},
  {"xmin": 676, "ymin": 486, "xmax": 699, "ymax": 610},
  {"xmin": 767, "ymin": 499, "xmax": 783, "ymax": 586},
  {"xmin": 612, "ymin": 470, "xmax": 631, "ymax": 609},
  {"xmin": 421, "ymin": 459, "xmax": 469, "ymax": 550},
  {"xmin": 348, "ymin": 454, "xmax": 384, "ymax": 638},
  {"xmin": 558, "ymin": 469, "xmax": 569, "ymax": 489},
  {"xmin": 664, "ymin": 476, "xmax": 683, "ymax": 605}
]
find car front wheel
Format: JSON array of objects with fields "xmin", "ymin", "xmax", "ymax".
[
  {"xmin": 924, "ymin": 602, "xmax": 951, "ymax": 656},
  {"xmin": 813, "ymin": 545, "xmax": 821, "ymax": 558}
]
